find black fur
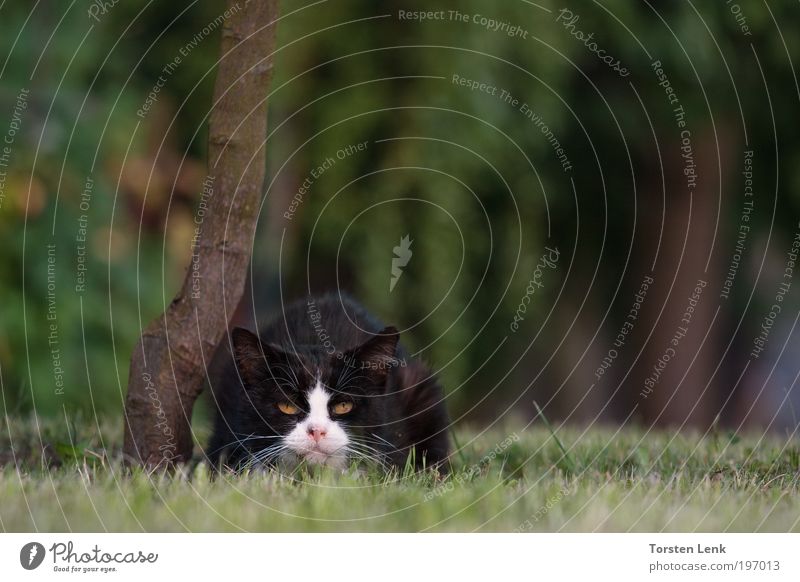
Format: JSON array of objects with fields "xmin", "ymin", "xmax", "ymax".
[{"xmin": 207, "ymin": 294, "xmax": 450, "ymax": 472}]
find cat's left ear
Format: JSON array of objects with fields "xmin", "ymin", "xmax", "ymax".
[{"xmin": 342, "ymin": 326, "xmax": 400, "ymax": 383}]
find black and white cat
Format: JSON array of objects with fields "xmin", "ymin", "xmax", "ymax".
[{"xmin": 207, "ymin": 294, "xmax": 450, "ymax": 473}]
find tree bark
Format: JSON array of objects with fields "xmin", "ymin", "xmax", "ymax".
[{"xmin": 123, "ymin": 0, "xmax": 280, "ymax": 468}]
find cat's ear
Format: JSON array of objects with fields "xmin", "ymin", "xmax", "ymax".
[
  {"xmin": 231, "ymin": 327, "xmax": 287, "ymax": 389},
  {"xmin": 342, "ymin": 326, "xmax": 400, "ymax": 384}
]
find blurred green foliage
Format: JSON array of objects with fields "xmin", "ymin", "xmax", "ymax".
[{"xmin": 1, "ymin": 1, "xmax": 799, "ymax": 421}]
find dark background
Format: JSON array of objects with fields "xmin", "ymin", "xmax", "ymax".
[{"xmin": 2, "ymin": 0, "xmax": 799, "ymax": 435}]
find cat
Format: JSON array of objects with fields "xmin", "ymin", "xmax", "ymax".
[{"xmin": 207, "ymin": 294, "xmax": 450, "ymax": 473}]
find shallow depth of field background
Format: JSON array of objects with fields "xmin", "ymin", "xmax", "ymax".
[{"xmin": 3, "ymin": 1, "xmax": 800, "ymax": 444}]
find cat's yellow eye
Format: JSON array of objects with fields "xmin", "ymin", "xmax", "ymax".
[
  {"xmin": 278, "ymin": 402, "xmax": 300, "ymax": 415},
  {"xmin": 332, "ymin": 401, "xmax": 354, "ymax": 415}
]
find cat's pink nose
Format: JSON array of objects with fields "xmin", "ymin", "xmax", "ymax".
[{"xmin": 307, "ymin": 425, "xmax": 327, "ymax": 443}]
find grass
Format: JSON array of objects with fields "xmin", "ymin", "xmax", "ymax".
[{"xmin": 1, "ymin": 413, "xmax": 799, "ymax": 532}]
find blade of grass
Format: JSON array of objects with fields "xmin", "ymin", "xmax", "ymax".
[
  {"xmin": 449, "ymin": 428, "xmax": 469, "ymax": 469},
  {"xmin": 534, "ymin": 401, "xmax": 575, "ymax": 474}
]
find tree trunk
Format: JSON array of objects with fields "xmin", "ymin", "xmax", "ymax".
[{"xmin": 122, "ymin": 0, "xmax": 280, "ymax": 468}]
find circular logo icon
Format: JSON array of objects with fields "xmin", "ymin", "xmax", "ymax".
[{"xmin": 20, "ymin": 542, "xmax": 46, "ymax": 570}]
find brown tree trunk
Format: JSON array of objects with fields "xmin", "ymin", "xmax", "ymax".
[{"xmin": 122, "ymin": 0, "xmax": 280, "ymax": 468}]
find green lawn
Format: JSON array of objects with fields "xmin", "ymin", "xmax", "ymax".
[{"xmin": 1, "ymin": 414, "xmax": 799, "ymax": 532}]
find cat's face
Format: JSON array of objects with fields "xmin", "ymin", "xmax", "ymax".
[{"xmin": 230, "ymin": 327, "xmax": 399, "ymax": 470}]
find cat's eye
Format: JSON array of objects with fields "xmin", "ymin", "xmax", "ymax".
[
  {"xmin": 332, "ymin": 401, "xmax": 354, "ymax": 415},
  {"xmin": 277, "ymin": 402, "xmax": 300, "ymax": 415}
]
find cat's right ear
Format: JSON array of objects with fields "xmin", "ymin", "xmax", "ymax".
[{"xmin": 231, "ymin": 328, "xmax": 283, "ymax": 389}]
